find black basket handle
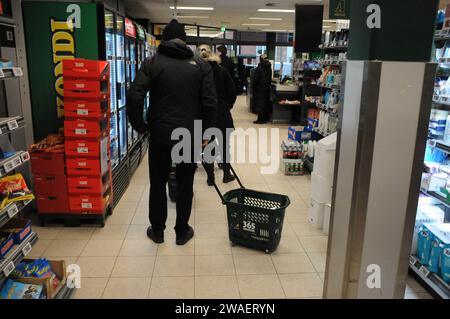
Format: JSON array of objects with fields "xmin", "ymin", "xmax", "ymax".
[{"xmin": 201, "ymin": 154, "xmax": 244, "ymax": 204}]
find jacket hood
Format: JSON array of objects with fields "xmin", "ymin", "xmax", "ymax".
[{"xmin": 158, "ymin": 40, "xmax": 194, "ymax": 60}]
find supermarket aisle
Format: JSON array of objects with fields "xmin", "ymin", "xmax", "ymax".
[{"xmin": 30, "ymin": 96, "xmax": 431, "ymax": 299}]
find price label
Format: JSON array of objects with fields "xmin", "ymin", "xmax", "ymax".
[
  {"xmin": 77, "ymin": 109, "xmax": 89, "ymax": 116},
  {"xmin": 24, "ymin": 199, "xmax": 32, "ymax": 206},
  {"xmin": 4, "ymin": 160, "xmax": 16, "ymax": 173},
  {"xmin": 0, "ymin": 69, "xmax": 5, "ymax": 78},
  {"xmin": 419, "ymin": 265, "xmax": 430, "ymax": 277},
  {"xmin": 409, "ymin": 256, "xmax": 417, "ymax": 266},
  {"xmin": 3, "ymin": 261, "xmax": 15, "ymax": 277},
  {"xmin": 77, "ymin": 147, "xmax": 88, "ymax": 154},
  {"xmin": 75, "ymin": 129, "xmax": 87, "ymax": 135},
  {"xmin": 6, "ymin": 203, "xmax": 18, "ymax": 218},
  {"xmin": 12, "ymin": 67, "xmax": 23, "ymax": 77},
  {"xmin": 20, "ymin": 152, "xmax": 30, "ymax": 162},
  {"xmin": 81, "ymin": 203, "xmax": 92, "ymax": 209},
  {"xmin": 22, "ymin": 243, "xmax": 32, "ymax": 256},
  {"xmin": 7, "ymin": 120, "xmax": 18, "ymax": 131}
]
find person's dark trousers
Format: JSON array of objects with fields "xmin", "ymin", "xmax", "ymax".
[
  {"xmin": 218, "ymin": 129, "xmax": 232, "ymax": 174},
  {"xmin": 148, "ymin": 138, "xmax": 196, "ymax": 236}
]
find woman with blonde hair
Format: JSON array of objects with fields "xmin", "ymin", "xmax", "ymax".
[{"xmin": 197, "ymin": 44, "xmax": 237, "ymax": 185}]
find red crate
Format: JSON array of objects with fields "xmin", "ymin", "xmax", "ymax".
[
  {"xmin": 36, "ymin": 193, "xmax": 70, "ymax": 214},
  {"xmin": 63, "ymin": 59, "xmax": 109, "ymax": 80},
  {"xmin": 69, "ymin": 193, "xmax": 110, "ymax": 214},
  {"xmin": 65, "ymin": 139, "xmax": 102, "ymax": 158},
  {"xmin": 64, "ymin": 78, "xmax": 109, "ymax": 100},
  {"xmin": 34, "ymin": 174, "xmax": 68, "ymax": 195},
  {"xmin": 30, "ymin": 152, "xmax": 65, "ymax": 176},
  {"xmin": 64, "ymin": 118, "xmax": 109, "ymax": 139},
  {"xmin": 64, "ymin": 99, "xmax": 109, "ymax": 120},
  {"xmin": 67, "ymin": 175, "xmax": 110, "ymax": 194},
  {"xmin": 66, "ymin": 158, "xmax": 102, "ymax": 177}
]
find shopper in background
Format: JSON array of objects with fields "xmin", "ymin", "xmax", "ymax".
[
  {"xmin": 252, "ymin": 54, "xmax": 273, "ymax": 124},
  {"xmin": 217, "ymin": 45, "xmax": 236, "ymax": 80},
  {"xmin": 127, "ymin": 19, "xmax": 217, "ymax": 246},
  {"xmin": 197, "ymin": 44, "xmax": 237, "ymax": 186}
]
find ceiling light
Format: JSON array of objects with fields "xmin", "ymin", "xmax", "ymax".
[
  {"xmin": 170, "ymin": 6, "xmax": 214, "ymax": 11},
  {"xmin": 249, "ymin": 17, "xmax": 283, "ymax": 21},
  {"xmin": 262, "ymin": 29, "xmax": 288, "ymax": 32},
  {"xmin": 242, "ymin": 23, "xmax": 271, "ymax": 26},
  {"xmin": 323, "ymin": 20, "xmax": 337, "ymax": 23},
  {"xmin": 177, "ymin": 15, "xmax": 210, "ymax": 19},
  {"xmin": 258, "ymin": 9, "xmax": 295, "ymax": 13}
]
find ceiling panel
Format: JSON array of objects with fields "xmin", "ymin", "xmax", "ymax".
[{"xmin": 124, "ymin": 0, "xmax": 330, "ymax": 31}]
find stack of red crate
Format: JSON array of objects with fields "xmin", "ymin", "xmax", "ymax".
[
  {"xmin": 63, "ymin": 59, "xmax": 113, "ymax": 215},
  {"xmin": 32, "ymin": 149, "xmax": 69, "ymax": 214}
]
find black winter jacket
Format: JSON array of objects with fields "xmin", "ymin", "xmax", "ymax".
[
  {"xmin": 209, "ymin": 61, "xmax": 237, "ymax": 130},
  {"xmin": 252, "ymin": 60, "xmax": 273, "ymax": 114},
  {"xmin": 220, "ymin": 54, "xmax": 236, "ymax": 79},
  {"xmin": 127, "ymin": 40, "xmax": 218, "ymax": 144}
]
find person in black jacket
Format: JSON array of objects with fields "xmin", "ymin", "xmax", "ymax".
[
  {"xmin": 197, "ymin": 45, "xmax": 237, "ymax": 186},
  {"xmin": 252, "ymin": 54, "xmax": 273, "ymax": 124},
  {"xmin": 217, "ymin": 45, "xmax": 236, "ymax": 79},
  {"xmin": 127, "ymin": 19, "xmax": 217, "ymax": 246}
]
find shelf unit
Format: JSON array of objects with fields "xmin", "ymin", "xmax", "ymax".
[
  {"xmin": 0, "ymin": 200, "xmax": 33, "ymax": 229},
  {"xmin": 408, "ymin": 35, "xmax": 450, "ymax": 299},
  {"xmin": 0, "ymin": 232, "xmax": 38, "ymax": 284},
  {"xmin": 0, "ymin": 150, "xmax": 30, "ymax": 178}
]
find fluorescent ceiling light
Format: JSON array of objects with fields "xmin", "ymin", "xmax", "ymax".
[
  {"xmin": 249, "ymin": 17, "xmax": 283, "ymax": 21},
  {"xmin": 242, "ymin": 23, "xmax": 271, "ymax": 26},
  {"xmin": 258, "ymin": 9, "xmax": 295, "ymax": 13},
  {"xmin": 323, "ymin": 20, "xmax": 337, "ymax": 23},
  {"xmin": 170, "ymin": 6, "xmax": 214, "ymax": 11},
  {"xmin": 177, "ymin": 15, "xmax": 210, "ymax": 19}
]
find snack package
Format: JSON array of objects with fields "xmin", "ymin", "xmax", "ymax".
[
  {"xmin": 0, "ymin": 174, "xmax": 34, "ymax": 209},
  {"xmin": 10, "ymin": 259, "xmax": 61, "ymax": 290},
  {"xmin": 0, "ymin": 279, "xmax": 43, "ymax": 299},
  {"xmin": 29, "ymin": 133, "xmax": 64, "ymax": 154}
]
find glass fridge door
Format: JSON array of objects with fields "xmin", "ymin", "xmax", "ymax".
[
  {"xmin": 116, "ymin": 15, "xmax": 126, "ymax": 109},
  {"xmin": 118, "ymin": 108, "xmax": 127, "ymax": 160},
  {"xmin": 105, "ymin": 10, "xmax": 119, "ymax": 168}
]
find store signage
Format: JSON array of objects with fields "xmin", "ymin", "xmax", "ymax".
[
  {"xmin": 329, "ymin": 0, "xmax": 350, "ymax": 20},
  {"xmin": 125, "ymin": 18, "xmax": 136, "ymax": 38},
  {"xmin": 136, "ymin": 24, "xmax": 146, "ymax": 41},
  {"xmin": 22, "ymin": 3, "xmax": 100, "ymax": 141}
]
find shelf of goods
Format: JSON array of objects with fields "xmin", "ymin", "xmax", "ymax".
[
  {"xmin": 0, "ymin": 200, "xmax": 33, "ymax": 229},
  {"xmin": 0, "ymin": 116, "xmax": 25, "ymax": 136},
  {"xmin": 0, "ymin": 67, "xmax": 23, "ymax": 80},
  {"xmin": 0, "ymin": 232, "xmax": 38, "ymax": 283},
  {"xmin": 409, "ymin": 34, "xmax": 450, "ymax": 298}
]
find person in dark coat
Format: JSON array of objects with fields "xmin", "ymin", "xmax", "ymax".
[
  {"xmin": 252, "ymin": 54, "xmax": 273, "ymax": 124},
  {"xmin": 197, "ymin": 44, "xmax": 237, "ymax": 186},
  {"xmin": 127, "ymin": 19, "xmax": 217, "ymax": 246},
  {"xmin": 217, "ymin": 45, "xmax": 236, "ymax": 79}
]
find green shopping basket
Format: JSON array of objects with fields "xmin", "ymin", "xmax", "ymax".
[{"xmin": 202, "ymin": 161, "xmax": 290, "ymax": 254}]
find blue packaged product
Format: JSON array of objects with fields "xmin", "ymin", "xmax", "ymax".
[
  {"xmin": 417, "ymin": 229, "xmax": 432, "ymax": 264},
  {"xmin": 442, "ymin": 248, "xmax": 450, "ymax": 284},
  {"xmin": 0, "ymin": 279, "xmax": 43, "ymax": 299},
  {"xmin": 428, "ymin": 240, "xmax": 443, "ymax": 273}
]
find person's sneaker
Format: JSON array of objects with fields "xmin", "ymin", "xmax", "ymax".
[
  {"xmin": 207, "ymin": 178, "xmax": 215, "ymax": 187},
  {"xmin": 147, "ymin": 227, "xmax": 164, "ymax": 244},
  {"xmin": 223, "ymin": 174, "xmax": 236, "ymax": 183},
  {"xmin": 176, "ymin": 226, "xmax": 194, "ymax": 246}
]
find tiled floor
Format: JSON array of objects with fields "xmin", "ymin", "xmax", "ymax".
[{"xmin": 31, "ymin": 96, "xmax": 432, "ymax": 299}]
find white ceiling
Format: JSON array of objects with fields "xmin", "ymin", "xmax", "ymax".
[
  {"xmin": 124, "ymin": 0, "xmax": 450, "ymax": 32},
  {"xmin": 124, "ymin": 0, "xmax": 331, "ymax": 31}
]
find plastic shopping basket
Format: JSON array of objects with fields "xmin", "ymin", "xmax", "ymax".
[{"xmin": 202, "ymin": 161, "xmax": 290, "ymax": 253}]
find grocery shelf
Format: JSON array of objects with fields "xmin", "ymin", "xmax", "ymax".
[
  {"xmin": 0, "ymin": 116, "xmax": 25, "ymax": 136},
  {"xmin": 318, "ymin": 83, "xmax": 341, "ymax": 90},
  {"xmin": 409, "ymin": 255, "xmax": 450, "ymax": 299},
  {"xmin": 420, "ymin": 188, "xmax": 450, "ymax": 208},
  {"xmin": 0, "ymin": 151, "xmax": 30, "ymax": 178},
  {"xmin": 0, "ymin": 67, "xmax": 23, "ymax": 80},
  {"xmin": 0, "ymin": 232, "xmax": 38, "ymax": 281},
  {"xmin": 321, "ymin": 61, "xmax": 344, "ymax": 67},
  {"xmin": 0, "ymin": 199, "xmax": 33, "ymax": 229},
  {"xmin": 316, "ymin": 102, "xmax": 338, "ymax": 114}
]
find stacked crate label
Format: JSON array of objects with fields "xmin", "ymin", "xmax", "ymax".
[{"xmin": 63, "ymin": 59, "xmax": 113, "ymax": 215}]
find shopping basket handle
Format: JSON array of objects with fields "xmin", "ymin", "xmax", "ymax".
[{"xmin": 200, "ymin": 155, "xmax": 244, "ymax": 205}]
